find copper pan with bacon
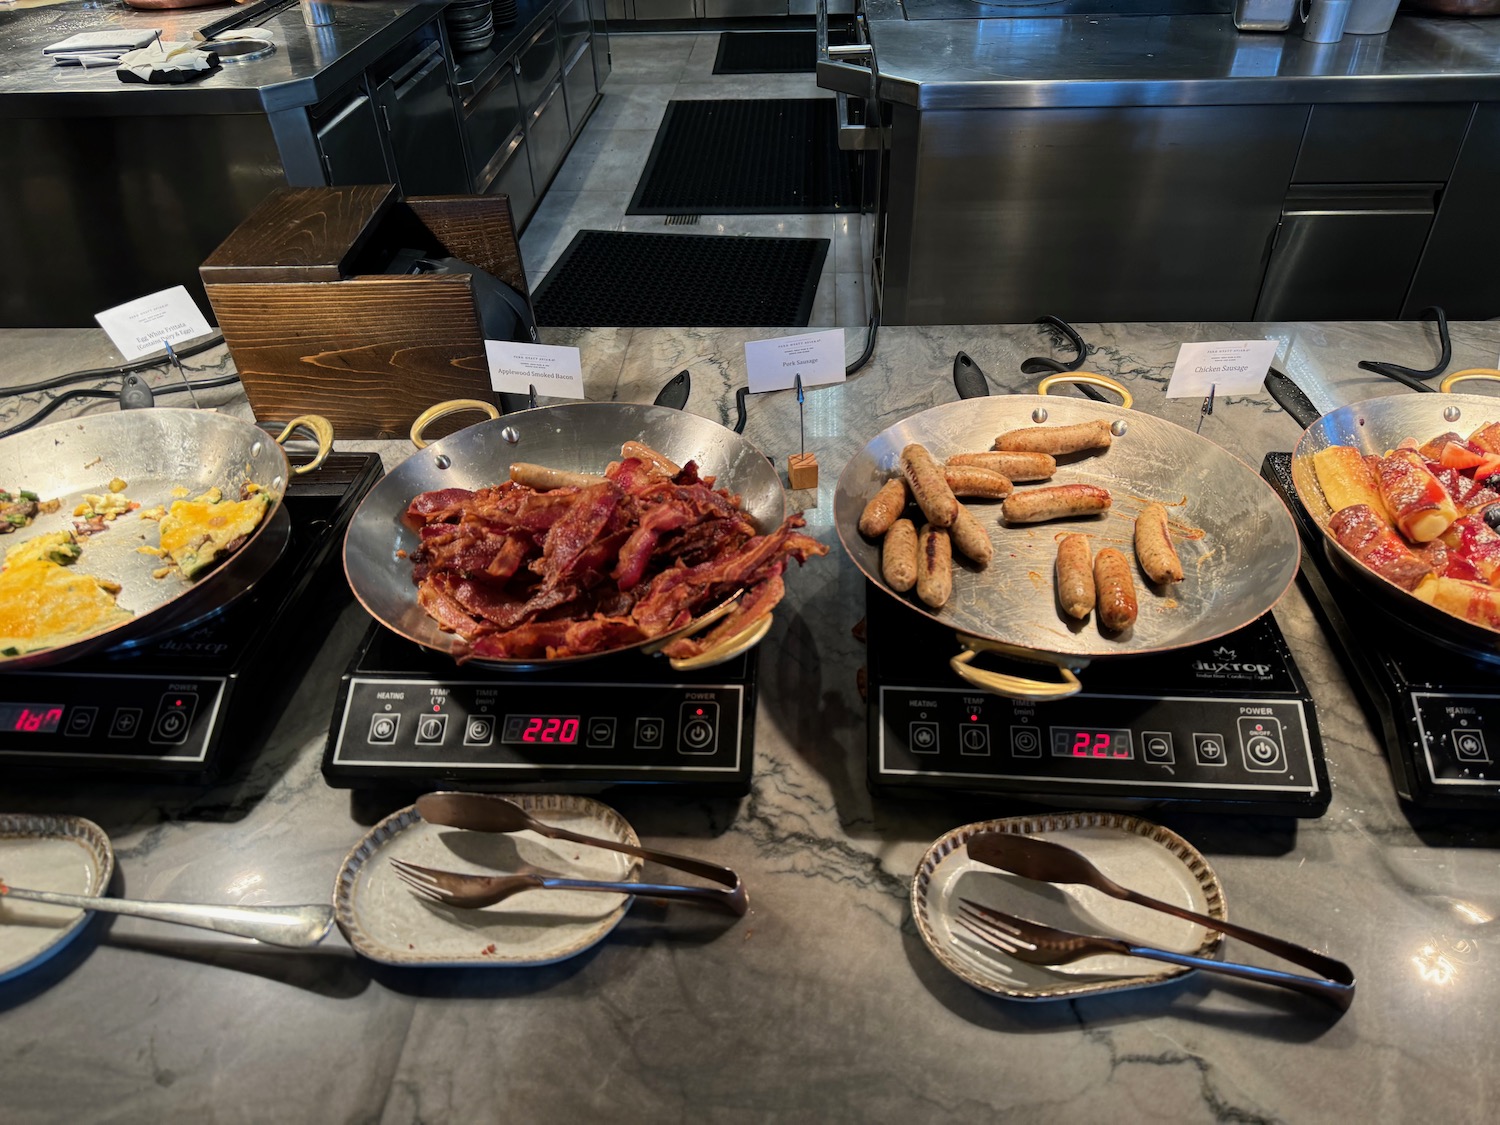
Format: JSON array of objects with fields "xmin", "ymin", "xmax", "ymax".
[{"xmin": 342, "ymin": 400, "xmax": 827, "ymax": 669}]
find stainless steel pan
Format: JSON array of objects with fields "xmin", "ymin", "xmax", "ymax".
[
  {"xmin": 834, "ymin": 385, "xmax": 1300, "ymax": 698},
  {"xmin": 0, "ymin": 409, "xmax": 332, "ymax": 668},
  {"xmin": 342, "ymin": 400, "xmax": 787, "ymax": 669},
  {"xmin": 1289, "ymin": 372, "xmax": 1500, "ymax": 652}
]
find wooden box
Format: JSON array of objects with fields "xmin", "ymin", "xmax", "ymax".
[{"xmin": 201, "ymin": 185, "xmax": 532, "ymax": 439}]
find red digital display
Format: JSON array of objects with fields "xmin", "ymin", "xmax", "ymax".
[
  {"xmin": 0, "ymin": 704, "xmax": 64, "ymax": 734},
  {"xmin": 1049, "ymin": 727, "xmax": 1134, "ymax": 761},
  {"xmin": 502, "ymin": 715, "xmax": 580, "ymax": 745}
]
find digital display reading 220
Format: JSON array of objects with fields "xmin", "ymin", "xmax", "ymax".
[
  {"xmin": 1049, "ymin": 727, "xmax": 1134, "ymax": 761},
  {"xmin": 502, "ymin": 715, "xmax": 581, "ymax": 745}
]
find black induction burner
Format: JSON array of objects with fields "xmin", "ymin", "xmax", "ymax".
[
  {"xmin": 0, "ymin": 452, "xmax": 384, "ymax": 782},
  {"xmin": 1263, "ymin": 452, "xmax": 1500, "ymax": 809},
  {"xmin": 865, "ymin": 580, "xmax": 1330, "ymax": 816},
  {"xmin": 323, "ymin": 621, "xmax": 757, "ymax": 795}
]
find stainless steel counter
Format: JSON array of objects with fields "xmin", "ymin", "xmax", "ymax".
[
  {"xmin": 848, "ymin": 13, "xmax": 1500, "ymax": 108},
  {"xmin": 3, "ymin": 319, "xmax": 1500, "ymax": 1122}
]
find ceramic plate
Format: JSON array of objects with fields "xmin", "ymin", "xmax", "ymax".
[
  {"xmin": 334, "ymin": 794, "xmax": 644, "ymax": 968},
  {"xmin": 912, "ymin": 811, "xmax": 1227, "ymax": 1001},
  {"xmin": 0, "ymin": 813, "xmax": 114, "ymax": 984}
]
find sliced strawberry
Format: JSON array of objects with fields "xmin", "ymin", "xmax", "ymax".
[{"xmin": 1440, "ymin": 443, "xmax": 1487, "ymax": 471}]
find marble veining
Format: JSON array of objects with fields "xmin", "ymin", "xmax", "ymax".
[{"xmin": 0, "ymin": 322, "xmax": 1499, "ymax": 1122}]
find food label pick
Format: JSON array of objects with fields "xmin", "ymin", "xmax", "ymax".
[
  {"xmin": 1165, "ymin": 340, "xmax": 1281, "ymax": 399},
  {"xmin": 94, "ymin": 286, "xmax": 213, "ymax": 362}
]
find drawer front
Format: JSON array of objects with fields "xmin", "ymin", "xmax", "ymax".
[
  {"xmin": 488, "ymin": 130, "xmax": 536, "ymax": 228},
  {"xmin": 465, "ymin": 65, "xmax": 524, "ymax": 191},
  {"xmin": 704, "ymin": 0, "xmax": 783, "ymax": 15},
  {"xmin": 632, "ymin": 0, "xmax": 697, "ymax": 17},
  {"xmin": 527, "ymin": 80, "xmax": 572, "ymax": 193},
  {"xmin": 517, "ymin": 19, "xmax": 561, "ymax": 110},
  {"xmin": 559, "ymin": 0, "xmax": 591, "ymax": 61},
  {"xmin": 563, "ymin": 40, "xmax": 596, "ymax": 134},
  {"xmin": 1293, "ymin": 103, "xmax": 1472, "ymax": 184}
]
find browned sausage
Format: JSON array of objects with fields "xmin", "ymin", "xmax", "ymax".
[
  {"xmin": 881, "ymin": 518, "xmax": 919, "ymax": 592},
  {"xmin": 948, "ymin": 451, "xmax": 1057, "ymax": 482},
  {"xmin": 1134, "ymin": 503, "xmax": 1184, "ymax": 584},
  {"xmin": 994, "ymin": 420, "xmax": 1113, "ymax": 456},
  {"xmin": 949, "ymin": 503, "xmax": 993, "ymax": 566},
  {"xmin": 859, "ymin": 478, "xmax": 910, "ymax": 537},
  {"xmin": 509, "ymin": 463, "xmax": 608, "ymax": 490},
  {"xmin": 943, "ymin": 465, "xmax": 1013, "ymax": 499},
  {"xmin": 1055, "ymin": 534, "xmax": 1094, "ymax": 620},
  {"xmin": 1001, "ymin": 484, "xmax": 1112, "ymax": 524},
  {"xmin": 901, "ymin": 444, "xmax": 959, "ymax": 528},
  {"xmin": 916, "ymin": 524, "xmax": 953, "ymax": 608},
  {"xmin": 1094, "ymin": 548, "xmax": 1138, "ymax": 631}
]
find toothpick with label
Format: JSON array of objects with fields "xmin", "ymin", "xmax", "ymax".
[{"xmin": 787, "ymin": 373, "xmax": 819, "ymax": 490}]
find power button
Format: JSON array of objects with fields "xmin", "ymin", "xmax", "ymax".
[
  {"xmin": 149, "ymin": 693, "xmax": 198, "ymax": 745},
  {"xmin": 679, "ymin": 702, "xmax": 719, "ymax": 755}
]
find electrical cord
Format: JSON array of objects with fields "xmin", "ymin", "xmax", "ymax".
[
  {"xmin": 0, "ymin": 372, "xmax": 241, "ymax": 440},
  {"xmin": 0, "ymin": 334, "xmax": 226, "ymax": 399}
]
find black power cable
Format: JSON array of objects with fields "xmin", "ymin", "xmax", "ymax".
[{"xmin": 0, "ymin": 334, "xmax": 226, "ymax": 400}]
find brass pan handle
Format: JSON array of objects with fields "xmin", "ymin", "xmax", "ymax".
[
  {"xmin": 1036, "ymin": 372, "xmax": 1133, "ymax": 409},
  {"xmin": 410, "ymin": 399, "xmax": 501, "ymax": 449},
  {"xmin": 274, "ymin": 415, "xmax": 334, "ymax": 475},
  {"xmin": 1439, "ymin": 369, "xmax": 1500, "ymax": 394},
  {"xmin": 949, "ymin": 634, "xmax": 1084, "ymax": 700},
  {"xmin": 668, "ymin": 614, "xmax": 774, "ymax": 672}
]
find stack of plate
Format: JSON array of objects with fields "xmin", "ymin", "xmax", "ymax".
[
  {"xmin": 446, "ymin": 0, "xmax": 495, "ymax": 54},
  {"xmin": 492, "ymin": 0, "xmax": 519, "ymax": 27}
]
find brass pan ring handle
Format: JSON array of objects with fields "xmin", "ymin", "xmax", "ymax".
[
  {"xmin": 949, "ymin": 634, "xmax": 1085, "ymax": 700},
  {"xmin": 1035, "ymin": 372, "xmax": 1134, "ymax": 409},
  {"xmin": 410, "ymin": 399, "xmax": 501, "ymax": 449},
  {"xmin": 273, "ymin": 414, "xmax": 335, "ymax": 476},
  {"xmin": 1439, "ymin": 369, "xmax": 1500, "ymax": 394}
]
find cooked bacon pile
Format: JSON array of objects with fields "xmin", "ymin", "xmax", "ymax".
[{"xmin": 406, "ymin": 456, "xmax": 827, "ymax": 661}]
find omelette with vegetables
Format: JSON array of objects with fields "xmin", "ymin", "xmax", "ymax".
[
  {"xmin": 0, "ymin": 530, "xmax": 131, "ymax": 656},
  {"xmin": 157, "ymin": 486, "xmax": 273, "ymax": 578}
]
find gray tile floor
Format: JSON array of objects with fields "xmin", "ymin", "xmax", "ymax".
[{"xmin": 520, "ymin": 31, "xmax": 866, "ymax": 328}]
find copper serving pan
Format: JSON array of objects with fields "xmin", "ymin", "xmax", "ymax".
[
  {"xmin": 342, "ymin": 399, "xmax": 788, "ymax": 670},
  {"xmin": 833, "ymin": 377, "xmax": 1301, "ymax": 699},
  {"xmin": 0, "ymin": 409, "xmax": 332, "ymax": 668},
  {"xmin": 1288, "ymin": 369, "xmax": 1500, "ymax": 651}
]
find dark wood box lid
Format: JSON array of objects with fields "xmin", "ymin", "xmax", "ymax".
[{"xmin": 200, "ymin": 185, "xmax": 400, "ymax": 285}]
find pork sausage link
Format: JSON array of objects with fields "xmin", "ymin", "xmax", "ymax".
[
  {"xmin": 916, "ymin": 523, "xmax": 953, "ymax": 608},
  {"xmin": 1055, "ymin": 534, "xmax": 1094, "ymax": 620},
  {"xmin": 994, "ymin": 420, "xmax": 1113, "ymax": 456},
  {"xmin": 901, "ymin": 443, "xmax": 959, "ymax": 528},
  {"xmin": 1094, "ymin": 547, "xmax": 1138, "ymax": 631},
  {"xmin": 1001, "ymin": 484, "xmax": 1112, "ymax": 524},
  {"xmin": 1134, "ymin": 502, "xmax": 1184, "ymax": 584},
  {"xmin": 943, "ymin": 465, "xmax": 1013, "ymax": 499},
  {"xmin": 949, "ymin": 503, "xmax": 994, "ymax": 566},
  {"xmin": 509, "ymin": 463, "xmax": 608, "ymax": 490},
  {"xmin": 620, "ymin": 440, "xmax": 681, "ymax": 476},
  {"xmin": 948, "ymin": 451, "xmax": 1056, "ymax": 481},
  {"xmin": 859, "ymin": 478, "xmax": 910, "ymax": 537},
  {"xmin": 881, "ymin": 518, "xmax": 919, "ymax": 592}
]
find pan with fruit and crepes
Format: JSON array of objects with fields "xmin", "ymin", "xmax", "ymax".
[
  {"xmin": 833, "ymin": 375, "xmax": 1302, "ymax": 700},
  {"xmin": 1289, "ymin": 370, "xmax": 1500, "ymax": 650}
]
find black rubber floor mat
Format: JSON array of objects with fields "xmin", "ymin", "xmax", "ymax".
[
  {"xmin": 628, "ymin": 99, "xmax": 861, "ymax": 215},
  {"xmin": 712, "ymin": 31, "xmax": 816, "ymax": 74},
  {"xmin": 533, "ymin": 230, "xmax": 829, "ymax": 327}
]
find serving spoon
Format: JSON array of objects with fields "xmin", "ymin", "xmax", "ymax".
[
  {"xmin": 0, "ymin": 883, "xmax": 334, "ymax": 949},
  {"xmin": 414, "ymin": 792, "xmax": 747, "ymax": 912},
  {"xmin": 965, "ymin": 832, "xmax": 1354, "ymax": 986}
]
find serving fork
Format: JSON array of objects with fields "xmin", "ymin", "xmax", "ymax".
[
  {"xmin": 955, "ymin": 899, "xmax": 1354, "ymax": 1009},
  {"xmin": 390, "ymin": 859, "xmax": 748, "ymax": 914}
]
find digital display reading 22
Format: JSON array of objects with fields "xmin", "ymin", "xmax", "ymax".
[
  {"xmin": 502, "ymin": 715, "xmax": 581, "ymax": 745},
  {"xmin": 1049, "ymin": 727, "xmax": 1134, "ymax": 761}
]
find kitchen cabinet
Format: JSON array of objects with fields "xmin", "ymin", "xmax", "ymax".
[
  {"xmin": 313, "ymin": 88, "xmax": 394, "ymax": 186},
  {"xmin": 372, "ymin": 39, "xmax": 469, "ymax": 195}
]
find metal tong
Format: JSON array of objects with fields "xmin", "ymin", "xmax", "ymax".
[
  {"xmin": 412, "ymin": 792, "xmax": 748, "ymax": 914},
  {"xmin": 965, "ymin": 831, "xmax": 1355, "ymax": 1007}
]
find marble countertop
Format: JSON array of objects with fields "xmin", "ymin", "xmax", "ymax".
[{"xmin": 3, "ymin": 318, "xmax": 1500, "ymax": 1122}]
